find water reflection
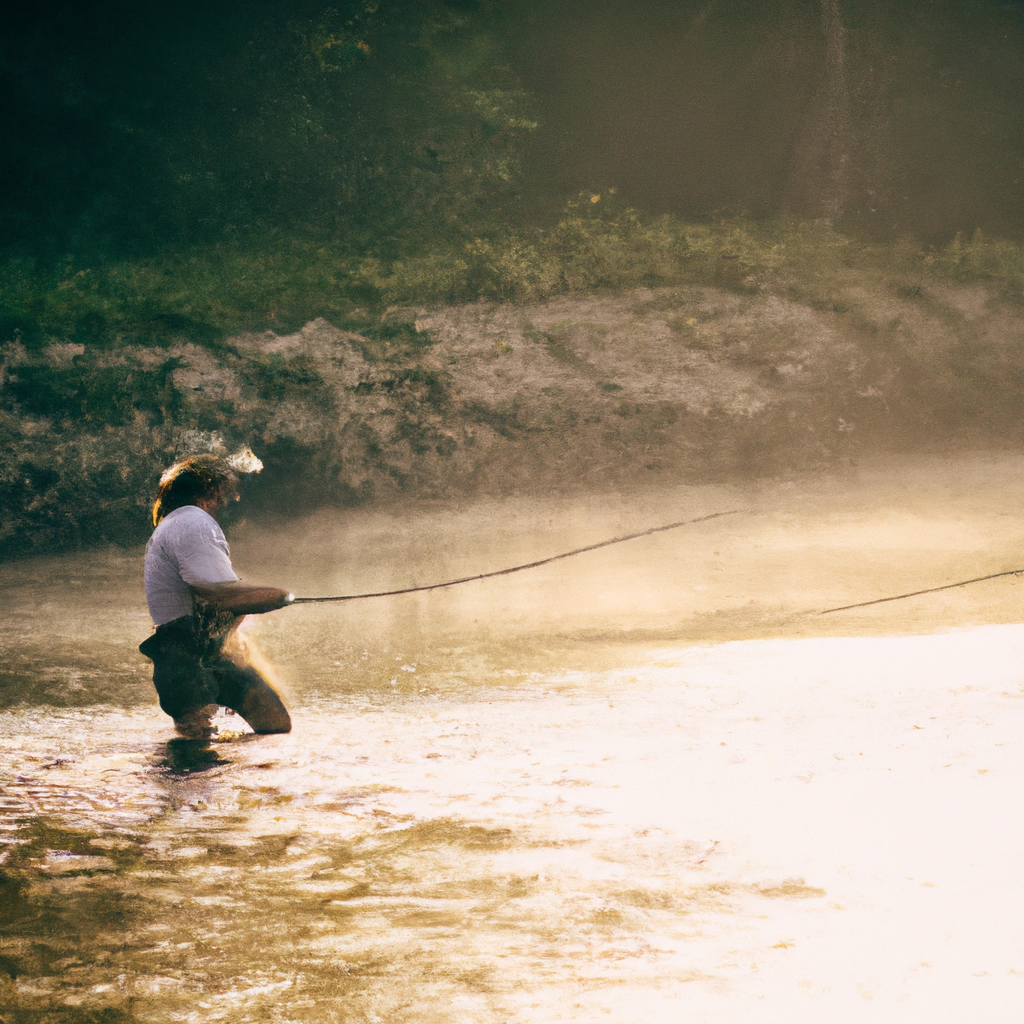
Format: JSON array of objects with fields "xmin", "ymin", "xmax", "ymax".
[{"xmin": 157, "ymin": 739, "xmax": 232, "ymax": 775}]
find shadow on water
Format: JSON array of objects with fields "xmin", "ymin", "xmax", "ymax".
[{"xmin": 154, "ymin": 739, "xmax": 232, "ymax": 775}]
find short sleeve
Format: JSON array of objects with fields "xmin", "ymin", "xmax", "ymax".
[{"xmin": 175, "ymin": 517, "xmax": 240, "ymax": 587}]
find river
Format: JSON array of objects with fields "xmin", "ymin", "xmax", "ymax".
[{"xmin": 3, "ymin": 454, "xmax": 1024, "ymax": 1021}]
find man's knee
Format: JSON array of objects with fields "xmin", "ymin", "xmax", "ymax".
[
  {"xmin": 238, "ymin": 682, "xmax": 291, "ymax": 734},
  {"xmin": 210, "ymin": 659, "xmax": 291, "ymax": 734}
]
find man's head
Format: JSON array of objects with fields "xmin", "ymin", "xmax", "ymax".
[{"xmin": 152, "ymin": 454, "xmax": 238, "ymax": 526}]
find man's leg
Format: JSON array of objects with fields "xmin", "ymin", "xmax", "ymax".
[
  {"xmin": 170, "ymin": 703, "xmax": 221, "ymax": 740},
  {"xmin": 152, "ymin": 656, "xmax": 219, "ymax": 738},
  {"xmin": 208, "ymin": 657, "xmax": 291, "ymax": 734},
  {"xmin": 143, "ymin": 625, "xmax": 221, "ymax": 738}
]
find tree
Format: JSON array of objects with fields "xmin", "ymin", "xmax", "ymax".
[{"xmin": 0, "ymin": 1, "xmax": 537, "ymax": 256}]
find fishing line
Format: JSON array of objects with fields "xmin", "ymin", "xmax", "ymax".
[
  {"xmin": 291, "ymin": 507, "xmax": 1022, "ymax": 616},
  {"xmin": 292, "ymin": 509, "xmax": 745, "ymax": 604},
  {"xmin": 816, "ymin": 568, "xmax": 1024, "ymax": 616}
]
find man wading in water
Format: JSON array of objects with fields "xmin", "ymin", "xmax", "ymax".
[{"xmin": 139, "ymin": 452, "xmax": 294, "ymax": 739}]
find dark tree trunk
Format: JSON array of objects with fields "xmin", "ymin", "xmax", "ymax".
[
  {"xmin": 788, "ymin": 0, "xmax": 852, "ymax": 223},
  {"xmin": 819, "ymin": 0, "xmax": 851, "ymax": 223}
]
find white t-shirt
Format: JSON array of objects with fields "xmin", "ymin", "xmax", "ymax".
[{"xmin": 144, "ymin": 505, "xmax": 239, "ymax": 625}]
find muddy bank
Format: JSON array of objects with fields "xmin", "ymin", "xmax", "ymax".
[{"xmin": 3, "ymin": 273, "xmax": 1023, "ymax": 557}]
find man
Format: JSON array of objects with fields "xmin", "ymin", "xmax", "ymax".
[{"xmin": 139, "ymin": 452, "xmax": 294, "ymax": 739}]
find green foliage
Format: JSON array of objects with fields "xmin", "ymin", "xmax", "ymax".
[
  {"xmin": 2, "ymin": 2, "xmax": 538, "ymax": 263},
  {"xmin": 356, "ymin": 199, "xmax": 1024, "ymax": 305},
  {"xmin": 0, "ymin": 344, "xmax": 184, "ymax": 556},
  {"xmin": 2, "ymin": 209, "xmax": 1023, "ymax": 360},
  {"xmin": 243, "ymin": 352, "xmax": 334, "ymax": 407},
  {"xmin": 7, "ymin": 362, "xmax": 182, "ymax": 426},
  {"xmin": 932, "ymin": 229, "xmax": 1024, "ymax": 283}
]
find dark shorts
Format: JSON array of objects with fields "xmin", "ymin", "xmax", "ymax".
[{"xmin": 139, "ymin": 616, "xmax": 289, "ymax": 731}]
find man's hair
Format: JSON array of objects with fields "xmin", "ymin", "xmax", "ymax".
[{"xmin": 152, "ymin": 454, "xmax": 238, "ymax": 526}]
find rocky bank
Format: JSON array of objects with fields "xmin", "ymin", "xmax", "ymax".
[{"xmin": 2, "ymin": 273, "xmax": 1023, "ymax": 557}]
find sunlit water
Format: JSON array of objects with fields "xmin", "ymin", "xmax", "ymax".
[{"xmin": 3, "ymin": 457, "xmax": 1024, "ymax": 1022}]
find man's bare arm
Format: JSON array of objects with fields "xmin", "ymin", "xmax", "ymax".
[{"xmin": 191, "ymin": 581, "xmax": 294, "ymax": 615}]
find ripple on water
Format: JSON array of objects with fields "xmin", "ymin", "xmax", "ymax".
[
  {"xmin": 0, "ymin": 688, "xmax": 782, "ymax": 1023},
  {"xmin": 5, "ymin": 470, "xmax": 1024, "ymax": 1019}
]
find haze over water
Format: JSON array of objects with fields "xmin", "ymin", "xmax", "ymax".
[{"xmin": 4, "ymin": 454, "xmax": 1024, "ymax": 1020}]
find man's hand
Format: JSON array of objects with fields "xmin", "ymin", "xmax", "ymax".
[{"xmin": 191, "ymin": 581, "xmax": 294, "ymax": 615}]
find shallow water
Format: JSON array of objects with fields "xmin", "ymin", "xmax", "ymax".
[{"xmin": 3, "ymin": 455, "xmax": 1024, "ymax": 1021}]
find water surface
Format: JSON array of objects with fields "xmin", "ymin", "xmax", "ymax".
[{"xmin": 4, "ymin": 457, "xmax": 1024, "ymax": 1021}]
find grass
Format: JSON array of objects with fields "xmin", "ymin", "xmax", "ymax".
[{"xmin": 3, "ymin": 203, "xmax": 1022, "ymax": 356}]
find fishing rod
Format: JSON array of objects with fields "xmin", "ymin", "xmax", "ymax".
[{"xmin": 292, "ymin": 509, "xmax": 745, "ymax": 604}]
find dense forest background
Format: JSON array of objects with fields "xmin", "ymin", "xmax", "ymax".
[
  {"xmin": 2, "ymin": 0, "xmax": 1024, "ymax": 556},
  {"xmin": 6, "ymin": 0, "xmax": 1024, "ymax": 268},
  {"xmin": 4, "ymin": 0, "xmax": 1024, "ymax": 336}
]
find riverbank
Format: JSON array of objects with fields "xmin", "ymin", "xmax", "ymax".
[{"xmin": 3, "ymin": 226, "xmax": 1024, "ymax": 560}]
